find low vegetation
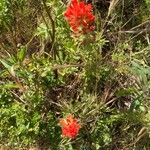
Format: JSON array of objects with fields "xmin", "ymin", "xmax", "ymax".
[{"xmin": 0, "ymin": 0, "xmax": 150, "ymax": 149}]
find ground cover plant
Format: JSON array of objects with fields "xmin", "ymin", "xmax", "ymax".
[{"xmin": 0, "ymin": 0, "xmax": 150, "ymax": 149}]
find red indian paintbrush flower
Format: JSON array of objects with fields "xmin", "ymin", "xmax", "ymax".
[
  {"xmin": 59, "ymin": 115, "xmax": 80, "ymax": 139},
  {"xmin": 64, "ymin": 0, "xmax": 95, "ymax": 34}
]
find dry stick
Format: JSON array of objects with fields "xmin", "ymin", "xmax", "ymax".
[
  {"xmin": 101, "ymin": 0, "xmax": 120, "ymax": 35},
  {"xmin": 26, "ymin": 35, "xmax": 37, "ymax": 48},
  {"xmin": 4, "ymin": 21, "xmax": 17, "ymax": 54},
  {"xmin": 130, "ymin": 29, "xmax": 150, "ymax": 41},
  {"xmin": 121, "ymin": 15, "xmax": 137, "ymax": 29},
  {"xmin": 10, "ymin": 91, "xmax": 27, "ymax": 105},
  {"xmin": 146, "ymin": 34, "xmax": 150, "ymax": 44},
  {"xmin": 41, "ymin": 11, "xmax": 52, "ymax": 39},
  {"xmin": 130, "ymin": 20, "xmax": 150, "ymax": 30},
  {"xmin": 10, "ymin": 91, "xmax": 32, "ymax": 112},
  {"xmin": 121, "ymin": 9, "xmax": 142, "ymax": 29},
  {"xmin": 107, "ymin": 0, "xmax": 120, "ymax": 19},
  {"xmin": 118, "ymin": 28, "xmax": 150, "ymax": 45},
  {"xmin": 9, "ymin": 0, "xmax": 18, "ymax": 53},
  {"xmin": 0, "ymin": 43, "xmax": 9, "ymax": 54},
  {"xmin": 119, "ymin": 28, "xmax": 150, "ymax": 34},
  {"xmin": 42, "ymin": 0, "xmax": 56, "ymax": 58},
  {"xmin": 52, "ymin": 64, "xmax": 84, "ymax": 70},
  {"xmin": 122, "ymin": 130, "xmax": 147, "ymax": 150}
]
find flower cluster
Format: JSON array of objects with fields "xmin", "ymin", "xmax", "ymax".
[
  {"xmin": 59, "ymin": 115, "xmax": 80, "ymax": 139},
  {"xmin": 64, "ymin": 0, "xmax": 95, "ymax": 34}
]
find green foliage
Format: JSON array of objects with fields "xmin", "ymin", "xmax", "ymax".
[{"xmin": 0, "ymin": 0, "xmax": 150, "ymax": 149}]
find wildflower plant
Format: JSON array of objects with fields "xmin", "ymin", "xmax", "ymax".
[
  {"xmin": 59, "ymin": 115, "xmax": 80, "ymax": 139},
  {"xmin": 0, "ymin": 0, "xmax": 150, "ymax": 149},
  {"xmin": 64, "ymin": 0, "xmax": 95, "ymax": 34}
]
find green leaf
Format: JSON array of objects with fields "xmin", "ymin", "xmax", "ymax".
[
  {"xmin": 0, "ymin": 59, "xmax": 11, "ymax": 70},
  {"xmin": 17, "ymin": 46, "xmax": 27, "ymax": 62},
  {"xmin": 0, "ymin": 59, "xmax": 15, "ymax": 76},
  {"xmin": 0, "ymin": 83, "xmax": 19, "ymax": 89}
]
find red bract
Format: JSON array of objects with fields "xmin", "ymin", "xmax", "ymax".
[
  {"xmin": 64, "ymin": 0, "xmax": 95, "ymax": 34},
  {"xmin": 59, "ymin": 115, "xmax": 80, "ymax": 139}
]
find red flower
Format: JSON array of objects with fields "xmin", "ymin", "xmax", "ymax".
[
  {"xmin": 59, "ymin": 115, "xmax": 80, "ymax": 139},
  {"xmin": 64, "ymin": 0, "xmax": 95, "ymax": 34}
]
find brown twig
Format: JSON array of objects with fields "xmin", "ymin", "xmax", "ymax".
[
  {"xmin": 42, "ymin": 0, "xmax": 55, "ymax": 56},
  {"xmin": 52, "ymin": 64, "xmax": 84, "ymax": 70},
  {"xmin": 119, "ymin": 28, "xmax": 150, "ymax": 34}
]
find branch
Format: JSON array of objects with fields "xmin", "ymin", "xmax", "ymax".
[
  {"xmin": 119, "ymin": 28, "xmax": 150, "ymax": 34},
  {"xmin": 42, "ymin": 0, "xmax": 55, "ymax": 54}
]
